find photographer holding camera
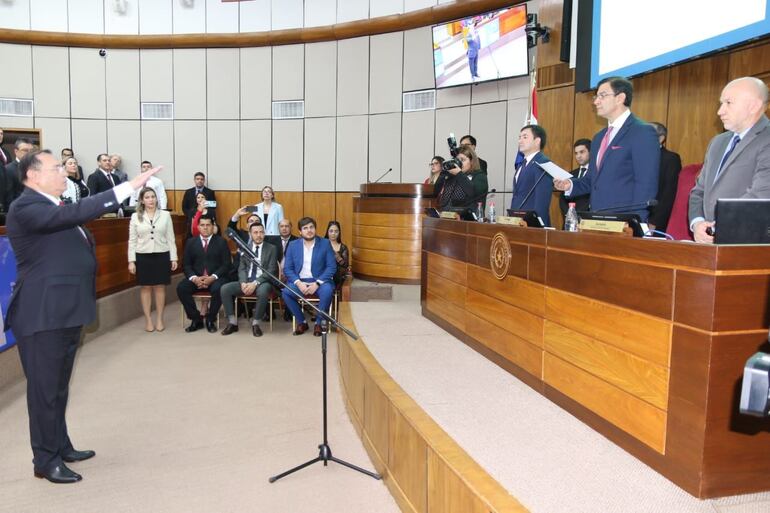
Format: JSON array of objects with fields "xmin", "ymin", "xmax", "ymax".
[{"xmin": 437, "ymin": 144, "xmax": 488, "ymax": 212}]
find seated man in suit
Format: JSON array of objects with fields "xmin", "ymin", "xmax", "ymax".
[
  {"xmin": 281, "ymin": 217, "xmax": 337, "ymax": 336},
  {"xmin": 219, "ymin": 222, "xmax": 278, "ymax": 337},
  {"xmin": 689, "ymin": 76, "xmax": 770, "ymax": 243},
  {"xmin": 510, "ymin": 125, "xmax": 553, "ymax": 226},
  {"xmin": 177, "ymin": 215, "xmax": 232, "ymax": 333},
  {"xmin": 265, "ymin": 218, "xmax": 298, "ymax": 265},
  {"xmin": 554, "ymin": 76, "xmax": 659, "ymax": 221}
]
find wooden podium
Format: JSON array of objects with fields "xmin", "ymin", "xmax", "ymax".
[
  {"xmin": 421, "ymin": 218, "xmax": 770, "ymax": 498},
  {"xmin": 352, "ymin": 183, "xmax": 435, "ymax": 284}
]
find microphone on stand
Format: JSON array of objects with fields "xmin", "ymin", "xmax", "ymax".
[{"xmin": 371, "ymin": 168, "xmax": 393, "ymax": 183}]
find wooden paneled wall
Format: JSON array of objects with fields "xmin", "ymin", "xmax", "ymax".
[
  {"xmin": 168, "ymin": 189, "xmax": 356, "ymax": 255},
  {"xmin": 537, "ymin": 2, "xmax": 770, "ymax": 227}
]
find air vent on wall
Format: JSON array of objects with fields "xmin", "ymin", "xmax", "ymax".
[
  {"xmin": 403, "ymin": 90, "xmax": 436, "ymax": 112},
  {"xmin": 0, "ymin": 98, "xmax": 33, "ymax": 117},
  {"xmin": 272, "ymin": 100, "xmax": 305, "ymax": 119},
  {"xmin": 141, "ymin": 102, "xmax": 174, "ymax": 120}
]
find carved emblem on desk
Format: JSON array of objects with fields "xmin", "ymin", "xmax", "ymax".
[{"xmin": 490, "ymin": 232, "xmax": 511, "ymax": 280}]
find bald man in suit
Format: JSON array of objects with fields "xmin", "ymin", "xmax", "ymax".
[{"xmin": 689, "ymin": 77, "xmax": 770, "ymax": 243}]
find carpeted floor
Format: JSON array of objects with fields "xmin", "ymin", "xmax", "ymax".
[
  {"xmin": 350, "ymin": 285, "xmax": 770, "ymax": 513},
  {"xmin": 0, "ymin": 315, "xmax": 396, "ymax": 513}
]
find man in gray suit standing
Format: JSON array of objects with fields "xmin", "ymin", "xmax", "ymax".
[{"xmin": 689, "ymin": 77, "xmax": 770, "ymax": 243}]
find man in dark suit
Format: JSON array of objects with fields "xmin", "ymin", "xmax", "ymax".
[
  {"xmin": 181, "ymin": 172, "xmax": 217, "ymax": 226},
  {"xmin": 2, "ymin": 138, "xmax": 32, "ymax": 212},
  {"xmin": 177, "ymin": 215, "xmax": 231, "ymax": 333},
  {"xmin": 689, "ymin": 77, "xmax": 770, "ymax": 243},
  {"xmin": 647, "ymin": 122, "xmax": 682, "ymax": 232},
  {"xmin": 559, "ymin": 139, "xmax": 592, "ymax": 216},
  {"xmin": 282, "ymin": 217, "xmax": 337, "ymax": 337},
  {"xmin": 555, "ymin": 76, "xmax": 660, "ymax": 222},
  {"xmin": 509, "ymin": 125, "xmax": 554, "ymax": 226},
  {"xmin": 227, "ymin": 206, "xmax": 261, "ymax": 243},
  {"xmin": 219, "ymin": 223, "xmax": 278, "ymax": 337},
  {"xmin": 86, "ymin": 154, "xmax": 123, "ymax": 214},
  {"xmin": 0, "ymin": 128, "xmax": 11, "ymax": 169},
  {"xmin": 265, "ymin": 218, "xmax": 298, "ymax": 264},
  {"xmin": 460, "ymin": 135, "xmax": 488, "ymax": 173},
  {"xmin": 5, "ymin": 150, "xmax": 158, "ymax": 484}
]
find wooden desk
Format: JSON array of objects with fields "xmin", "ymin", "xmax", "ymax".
[
  {"xmin": 421, "ymin": 218, "xmax": 770, "ymax": 498},
  {"xmin": 352, "ymin": 183, "xmax": 435, "ymax": 284}
]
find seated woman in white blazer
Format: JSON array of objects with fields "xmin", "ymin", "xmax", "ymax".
[
  {"xmin": 254, "ymin": 186, "xmax": 284, "ymax": 236},
  {"xmin": 128, "ymin": 187, "xmax": 178, "ymax": 332}
]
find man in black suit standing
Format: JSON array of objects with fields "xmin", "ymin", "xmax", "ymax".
[
  {"xmin": 2, "ymin": 138, "xmax": 32, "ymax": 212},
  {"xmin": 0, "ymin": 128, "xmax": 11, "ymax": 170},
  {"xmin": 559, "ymin": 139, "xmax": 592, "ymax": 216},
  {"xmin": 86, "ymin": 154, "xmax": 123, "ymax": 214},
  {"xmin": 177, "ymin": 215, "xmax": 231, "ymax": 333},
  {"xmin": 181, "ymin": 172, "xmax": 217, "ymax": 226},
  {"xmin": 5, "ymin": 150, "xmax": 159, "ymax": 484},
  {"xmin": 460, "ymin": 134, "xmax": 488, "ymax": 173},
  {"xmin": 648, "ymin": 122, "xmax": 682, "ymax": 232}
]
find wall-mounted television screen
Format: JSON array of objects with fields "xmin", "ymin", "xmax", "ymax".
[{"xmin": 432, "ymin": 4, "xmax": 529, "ymax": 89}]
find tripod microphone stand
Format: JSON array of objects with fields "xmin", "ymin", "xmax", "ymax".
[{"xmin": 226, "ymin": 229, "xmax": 381, "ymax": 483}]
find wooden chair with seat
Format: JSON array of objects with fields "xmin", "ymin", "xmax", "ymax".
[
  {"xmin": 180, "ymin": 290, "xmax": 221, "ymax": 330},
  {"xmin": 234, "ymin": 288, "xmax": 283, "ymax": 331}
]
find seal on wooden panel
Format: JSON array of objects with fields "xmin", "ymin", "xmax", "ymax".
[{"xmin": 489, "ymin": 232, "xmax": 511, "ymax": 280}]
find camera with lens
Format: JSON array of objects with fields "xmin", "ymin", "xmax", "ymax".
[{"xmin": 442, "ymin": 133, "xmax": 462, "ymax": 172}]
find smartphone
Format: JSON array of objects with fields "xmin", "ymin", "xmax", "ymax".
[
  {"xmin": 205, "ymin": 200, "xmax": 217, "ymax": 208},
  {"xmin": 245, "ymin": 205, "xmax": 259, "ymax": 213}
]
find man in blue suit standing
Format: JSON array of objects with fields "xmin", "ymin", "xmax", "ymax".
[
  {"xmin": 282, "ymin": 217, "xmax": 337, "ymax": 337},
  {"xmin": 466, "ymin": 19, "xmax": 481, "ymax": 80},
  {"xmin": 555, "ymin": 76, "xmax": 659, "ymax": 221},
  {"xmin": 510, "ymin": 124, "xmax": 553, "ymax": 226}
]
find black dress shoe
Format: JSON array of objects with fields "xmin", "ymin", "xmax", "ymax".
[
  {"xmin": 34, "ymin": 463, "xmax": 82, "ymax": 484},
  {"xmin": 252, "ymin": 324, "xmax": 263, "ymax": 337},
  {"xmin": 185, "ymin": 318, "xmax": 204, "ymax": 333},
  {"xmin": 293, "ymin": 322, "xmax": 309, "ymax": 335},
  {"xmin": 221, "ymin": 324, "xmax": 238, "ymax": 336},
  {"xmin": 313, "ymin": 324, "xmax": 323, "ymax": 337},
  {"xmin": 206, "ymin": 319, "xmax": 217, "ymax": 333},
  {"xmin": 63, "ymin": 449, "xmax": 95, "ymax": 463}
]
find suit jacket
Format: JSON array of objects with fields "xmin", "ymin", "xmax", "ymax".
[
  {"xmin": 689, "ymin": 115, "xmax": 770, "ymax": 223},
  {"xmin": 559, "ymin": 166, "xmax": 590, "ymax": 215},
  {"xmin": 253, "ymin": 201, "xmax": 284, "ymax": 235},
  {"xmin": 128, "ymin": 209, "xmax": 178, "ymax": 262},
  {"xmin": 182, "ymin": 234, "xmax": 231, "ymax": 280},
  {"xmin": 182, "ymin": 186, "xmax": 216, "ymax": 219},
  {"xmin": 283, "ymin": 236, "xmax": 336, "ymax": 284},
  {"xmin": 5, "ymin": 188, "xmax": 122, "ymax": 337},
  {"xmin": 237, "ymin": 242, "xmax": 278, "ymax": 286},
  {"xmin": 87, "ymin": 169, "xmax": 122, "ymax": 197},
  {"xmin": 264, "ymin": 234, "xmax": 297, "ymax": 262},
  {"xmin": 0, "ymin": 146, "xmax": 11, "ymax": 167},
  {"xmin": 570, "ymin": 113, "xmax": 660, "ymax": 221},
  {"xmin": 510, "ymin": 152, "xmax": 553, "ymax": 226},
  {"xmin": 648, "ymin": 146, "xmax": 682, "ymax": 230},
  {"xmin": 2, "ymin": 160, "xmax": 24, "ymax": 211}
]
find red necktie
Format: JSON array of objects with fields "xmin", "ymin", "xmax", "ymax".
[
  {"xmin": 202, "ymin": 238, "xmax": 209, "ymax": 276},
  {"xmin": 596, "ymin": 126, "xmax": 614, "ymax": 170}
]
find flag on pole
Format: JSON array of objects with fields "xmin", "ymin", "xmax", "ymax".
[{"xmin": 528, "ymin": 55, "xmax": 538, "ymax": 125}]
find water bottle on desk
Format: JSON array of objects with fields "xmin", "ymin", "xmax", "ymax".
[
  {"xmin": 564, "ymin": 203, "xmax": 579, "ymax": 232},
  {"xmin": 476, "ymin": 202, "xmax": 485, "ymax": 222},
  {"xmin": 488, "ymin": 202, "xmax": 496, "ymax": 224}
]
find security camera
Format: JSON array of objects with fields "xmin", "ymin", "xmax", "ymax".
[
  {"xmin": 525, "ymin": 14, "xmax": 550, "ymax": 48},
  {"xmin": 98, "ymin": 49, "xmax": 107, "ymax": 57}
]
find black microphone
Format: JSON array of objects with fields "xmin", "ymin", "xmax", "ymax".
[
  {"xmin": 516, "ymin": 169, "xmax": 548, "ymax": 211},
  {"xmin": 371, "ymin": 168, "xmax": 393, "ymax": 183},
  {"xmin": 591, "ymin": 199, "xmax": 658, "ymax": 214}
]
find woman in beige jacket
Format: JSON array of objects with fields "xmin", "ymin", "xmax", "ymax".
[{"xmin": 128, "ymin": 187, "xmax": 178, "ymax": 332}]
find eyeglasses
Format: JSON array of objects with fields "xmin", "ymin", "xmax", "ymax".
[{"xmin": 592, "ymin": 92, "xmax": 616, "ymax": 101}]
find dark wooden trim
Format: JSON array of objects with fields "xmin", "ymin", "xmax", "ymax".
[
  {"xmin": 352, "ymin": 272, "xmax": 419, "ymax": 285},
  {"xmin": 359, "ymin": 183, "xmax": 436, "ymax": 198},
  {"xmin": 0, "ymin": 0, "xmax": 524, "ymax": 49}
]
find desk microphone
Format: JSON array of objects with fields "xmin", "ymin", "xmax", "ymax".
[
  {"xmin": 371, "ymin": 168, "xmax": 393, "ymax": 183},
  {"xmin": 592, "ymin": 199, "xmax": 658, "ymax": 214}
]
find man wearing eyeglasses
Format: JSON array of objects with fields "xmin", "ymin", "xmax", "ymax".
[{"xmin": 554, "ymin": 76, "xmax": 659, "ymax": 221}]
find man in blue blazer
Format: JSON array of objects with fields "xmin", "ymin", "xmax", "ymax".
[
  {"xmin": 5, "ymin": 150, "xmax": 159, "ymax": 484},
  {"xmin": 555, "ymin": 76, "xmax": 660, "ymax": 222},
  {"xmin": 509, "ymin": 124, "xmax": 553, "ymax": 226},
  {"xmin": 281, "ymin": 217, "xmax": 337, "ymax": 336}
]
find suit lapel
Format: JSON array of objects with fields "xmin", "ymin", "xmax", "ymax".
[{"xmin": 717, "ymin": 116, "xmax": 769, "ymax": 183}]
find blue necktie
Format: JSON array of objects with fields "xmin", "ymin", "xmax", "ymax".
[{"xmin": 714, "ymin": 134, "xmax": 741, "ymax": 183}]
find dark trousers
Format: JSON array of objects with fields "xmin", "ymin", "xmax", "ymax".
[
  {"xmin": 16, "ymin": 327, "xmax": 81, "ymax": 472},
  {"xmin": 177, "ymin": 278, "xmax": 225, "ymax": 321}
]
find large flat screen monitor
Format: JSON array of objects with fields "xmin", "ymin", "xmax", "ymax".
[
  {"xmin": 432, "ymin": 5, "xmax": 529, "ymax": 89},
  {"xmin": 576, "ymin": 0, "xmax": 770, "ymax": 90}
]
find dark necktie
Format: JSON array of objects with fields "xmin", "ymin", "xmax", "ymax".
[
  {"xmin": 714, "ymin": 134, "xmax": 741, "ymax": 183},
  {"xmin": 249, "ymin": 245, "xmax": 260, "ymax": 281},
  {"xmin": 578, "ymin": 167, "xmax": 587, "ymax": 179},
  {"xmin": 106, "ymin": 172, "xmax": 115, "ymax": 187}
]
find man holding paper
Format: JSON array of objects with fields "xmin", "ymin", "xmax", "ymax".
[
  {"xmin": 554, "ymin": 77, "xmax": 659, "ymax": 221},
  {"xmin": 510, "ymin": 125, "xmax": 553, "ymax": 226}
]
